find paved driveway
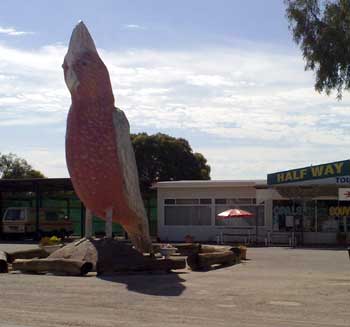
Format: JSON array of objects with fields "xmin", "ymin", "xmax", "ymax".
[{"xmin": 0, "ymin": 245, "xmax": 349, "ymax": 326}]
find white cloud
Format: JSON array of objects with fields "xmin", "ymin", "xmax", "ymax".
[
  {"xmin": 22, "ymin": 148, "xmax": 68, "ymax": 177},
  {"xmin": 0, "ymin": 26, "xmax": 34, "ymax": 36},
  {"xmin": 122, "ymin": 24, "xmax": 145, "ymax": 30},
  {"xmin": 186, "ymin": 74, "xmax": 235, "ymax": 87},
  {"xmin": 1, "ymin": 41, "xmax": 350, "ymax": 178},
  {"xmin": 199, "ymin": 144, "xmax": 350, "ymax": 180},
  {"xmin": 0, "ymin": 43, "xmax": 69, "ymax": 129}
]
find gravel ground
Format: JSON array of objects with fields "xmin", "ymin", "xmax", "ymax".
[{"xmin": 0, "ymin": 243, "xmax": 349, "ymax": 327}]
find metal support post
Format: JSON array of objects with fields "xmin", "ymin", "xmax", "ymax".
[
  {"xmin": 34, "ymin": 182, "xmax": 40, "ymax": 235},
  {"xmin": 85, "ymin": 208, "xmax": 93, "ymax": 238},
  {"xmin": 105, "ymin": 208, "xmax": 113, "ymax": 238},
  {"xmin": 80, "ymin": 202, "xmax": 85, "ymax": 238}
]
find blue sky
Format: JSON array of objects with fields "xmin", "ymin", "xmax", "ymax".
[
  {"xmin": 0, "ymin": 0, "xmax": 350, "ymax": 180},
  {"xmin": 0, "ymin": 1, "xmax": 290, "ymax": 49}
]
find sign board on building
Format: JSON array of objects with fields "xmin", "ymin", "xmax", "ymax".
[
  {"xmin": 338, "ymin": 188, "xmax": 350, "ymax": 201},
  {"xmin": 329, "ymin": 205, "xmax": 350, "ymax": 216},
  {"xmin": 267, "ymin": 160, "xmax": 350, "ymax": 185},
  {"xmin": 336, "ymin": 176, "xmax": 350, "ymax": 184}
]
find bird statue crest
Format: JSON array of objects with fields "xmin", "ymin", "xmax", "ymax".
[{"xmin": 62, "ymin": 21, "xmax": 152, "ymax": 253}]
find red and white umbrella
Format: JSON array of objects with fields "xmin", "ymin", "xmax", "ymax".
[{"xmin": 217, "ymin": 208, "xmax": 254, "ymax": 219}]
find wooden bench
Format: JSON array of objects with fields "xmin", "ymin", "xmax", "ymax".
[
  {"xmin": 266, "ymin": 232, "xmax": 300, "ymax": 247},
  {"xmin": 218, "ymin": 228, "xmax": 256, "ymax": 245}
]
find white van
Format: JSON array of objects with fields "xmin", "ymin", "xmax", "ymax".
[{"xmin": 2, "ymin": 207, "xmax": 74, "ymax": 239}]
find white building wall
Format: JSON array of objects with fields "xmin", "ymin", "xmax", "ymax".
[
  {"xmin": 156, "ymin": 181, "xmax": 345, "ymax": 245},
  {"xmin": 157, "ymin": 184, "xmax": 264, "ymax": 242}
]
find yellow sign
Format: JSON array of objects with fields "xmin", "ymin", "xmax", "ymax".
[
  {"xmin": 267, "ymin": 160, "xmax": 350, "ymax": 185},
  {"xmin": 329, "ymin": 206, "xmax": 350, "ymax": 217}
]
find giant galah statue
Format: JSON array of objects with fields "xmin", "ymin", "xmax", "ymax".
[{"xmin": 62, "ymin": 21, "xmax": 152, "ymax": 253}]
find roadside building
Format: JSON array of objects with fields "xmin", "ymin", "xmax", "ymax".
[
  {"xmin": 156, "ymin": 159, "xmax": 350, "ymax": 245},
  {"xmin": 156, "ymin": 180, "xmax": 267, "ymax": 243}
]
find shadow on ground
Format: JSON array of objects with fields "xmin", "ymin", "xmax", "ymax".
[
  {"xmin": 98, "ymin": 272, "xmax": 186, "ymax": 296},
  {"xmin": 284, "ymin": 246, "xmax": 348, "ymax": 251}
]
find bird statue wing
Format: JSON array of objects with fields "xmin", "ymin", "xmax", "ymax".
[{"xmin": 112, "ymin": 107, "xmax": 153, "ymax": 253}]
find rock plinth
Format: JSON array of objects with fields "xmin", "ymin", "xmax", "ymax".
[{"xmin": 49, "ymin": 238, "xmax": 185, "ymax": 274}]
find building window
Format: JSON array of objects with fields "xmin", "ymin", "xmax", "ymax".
[
  {"xmin": 273, "ymin": 200, "xmax": 302, "ymax": 232},
  {"xmin": 237, "ymin": 198, "xmax": 255, "ymax": 204},
  {"xmin": 164, "ymin": 198, "xmax": 212, "ymax": 226},
  {"xmin": 303, "ymin": 201, "xmax": 316, "ymax": 232},
  {"xmin": 165, "ymin": 206, "xmax": 211, "ymax": 226},
  {"xmin": 316, "ymin": 200, "xmax": 349, "ymax": 232},
  {"xmin": 272, "ymin": 200, "xmax": 316, "ymax": 232},
  {"xmin": 175, "ymin": 199, "xmax": 199, "ymax": 205},
  {"xmin": 215, "ymin": 198, "xmax": 255, "ymax": 205}
]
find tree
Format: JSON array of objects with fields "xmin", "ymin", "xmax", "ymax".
[
  {"xmin": 131, "ymin": 133, "xmax": 210, "ymax": 193},
  {"xmin": 285, "ymin": 0, "xmax": 350, "ymax": 98},
  {"xmin": 0, "ymin": 153, "xmax": 45, "ymax": 179}
]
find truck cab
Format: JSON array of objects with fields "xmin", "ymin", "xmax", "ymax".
[{"xmin": 2, "ymin": 207, "xmax": 74, "ymax": 239}]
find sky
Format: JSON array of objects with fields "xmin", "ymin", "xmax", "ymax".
[{"xmin": 0, "ymin": 0, "xmax": 349, "ymax": 180}]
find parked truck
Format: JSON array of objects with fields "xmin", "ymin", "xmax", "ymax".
[{"xmin": 1, "ymin": 207, "xmax": 74, "ymax": 239}]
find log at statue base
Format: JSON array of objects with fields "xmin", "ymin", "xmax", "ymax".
[
  {"xmin": 187, "ymin": 251, "xmax": 237, "ymax": 270},
  {"xmin": 175, "ymin": 244, "xmax": 241, "ymax": 271},
  {"xmin": 12, "ymin": 258, "xmax": 93, "ymax": 276},
  {"xmin": 169, "ymin": 243, "xmax": 201, "ymax": 256},
  {"xmin": 6, "ymin": 248, "xmax": 49, "ymax": 263},
  {"xmin": 154, "ymin": 243, "xmax": 243, "ymax": 271},
  {"xmin": 200, "ymin": 245, "xmax": 237, "ymax": 253},
  {"xmin": 170, "ymin": 243, "xmax": 239, "ymax": 255},
  {"xmin": 0, "ymin": 251, "xmax": 8, "ymax": 273}
]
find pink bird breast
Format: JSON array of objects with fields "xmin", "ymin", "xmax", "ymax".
[{"xmin": 62, "ymin": 21, "xmax": 151, "ymax": 252}]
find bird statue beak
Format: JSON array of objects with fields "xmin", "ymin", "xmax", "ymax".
[
  {"xmin": 63, "ymin": 21, "xmax": 98, "ymax": 93},
  {"xmin": 66, "ymin": 21, "xmax": 98, "ymax": 61}
]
